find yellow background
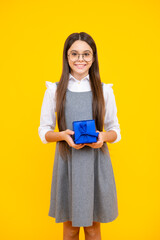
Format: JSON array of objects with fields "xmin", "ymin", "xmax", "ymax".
[{"xmin": 0, "ymin": 0, "xmax": 160, "ymax": 239}]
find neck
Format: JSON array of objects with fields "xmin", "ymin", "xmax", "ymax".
[{"xmin": 70, "ymin": 71, "xmax": 89, "ymax": 81}]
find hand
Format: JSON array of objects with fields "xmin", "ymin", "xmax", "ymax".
[
  {"xmin": 84, "ymin": 131, "xmax": 104, "ymax": 149},
  {"xmin": 62, "ymin": 129, "xmax": 86, "ymax": 150}
]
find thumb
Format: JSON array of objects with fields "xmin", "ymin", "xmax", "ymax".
[{"xmin": 68, "ymin": 130, "xmax": 74, "ymax": 135}]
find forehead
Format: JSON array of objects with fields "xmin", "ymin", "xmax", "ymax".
[{"xmin": 68, "ymin": 40, "xmax": 93, "ymax": 53}]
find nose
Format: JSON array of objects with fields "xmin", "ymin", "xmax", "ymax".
[{"xmin": 78, "ymin": 54, "xmax": 84, "ymax": 61}]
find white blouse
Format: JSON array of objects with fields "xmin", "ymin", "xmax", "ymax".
[{"xmin": 38, "ymin": 73, "xmax": 121, "ymax": 144}]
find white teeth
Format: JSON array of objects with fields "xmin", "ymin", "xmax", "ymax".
[{"xmin": 74, "ymin": 64, "xmax": 86, "ymax": 69}]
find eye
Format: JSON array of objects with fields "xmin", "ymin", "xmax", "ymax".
[
  {"xmin": 84, "ymin": 53, "xmax": 90, "ymax": 56},
  {"xmin": 71, "ymin": 52, "xmax": 77, "ymax": 56}
]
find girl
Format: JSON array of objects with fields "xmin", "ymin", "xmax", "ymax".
[{"xmin": 38, "ymin": 32, "xmax": 121, "ymax": 240}]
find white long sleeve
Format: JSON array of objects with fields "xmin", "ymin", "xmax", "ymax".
[
  {"xmin": 38, "ymin": 74, "xmax": 121, "ymax": 144},
  {"xmin": 103, "ymin": 83, "xmax": 121, "ymax": 144},
  {"xmin": 38, "ymin": 81, "xmax": 57, "ymax": 143}
]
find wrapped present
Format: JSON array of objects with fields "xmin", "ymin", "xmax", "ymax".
[{"xmin": 72, "ymin": 119, "xmax": 99, "ymax": 144}]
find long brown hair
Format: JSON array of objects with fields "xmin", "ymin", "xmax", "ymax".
[{"xmin": 55, "ymin": 32, "xmax": 108, "ymax": 161}]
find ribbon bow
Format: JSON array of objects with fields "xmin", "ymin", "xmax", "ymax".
[{"xmin": 74, "ymin": 122, "xmax": 99, "ymax": 143}]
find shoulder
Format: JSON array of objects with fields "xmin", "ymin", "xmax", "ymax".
[
  {"xmin": 45, "ymin": 81, "xmax": 57, "ymax": 91},
  {"xmin": 102, "ymin": 82, "xmax": 113, "ymax": 90},
  {"xmin": 45, "ymin": 81, "xmax": 57, "ymax": 97},
  {"xmin": 102, "ymin": 82, "xmax": 114, "ymax": 100}
]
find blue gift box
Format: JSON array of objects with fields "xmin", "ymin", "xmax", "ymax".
[{"xmin": 72, "ymin": 119, "xmax": 99, "ymax": 144}]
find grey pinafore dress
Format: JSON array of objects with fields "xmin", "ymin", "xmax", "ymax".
[{"xmin": 48, "ymin": 82, "xmax": 118, "ymax": 227}]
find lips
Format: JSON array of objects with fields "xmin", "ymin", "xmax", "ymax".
[{"xmin": 74, "ymin": 64, "xmax": 87, "ymax": 69}]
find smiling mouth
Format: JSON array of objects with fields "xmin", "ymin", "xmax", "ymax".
[{"xmin": 74, "ymin": 64, "xmax": 87, "ymax": 69}]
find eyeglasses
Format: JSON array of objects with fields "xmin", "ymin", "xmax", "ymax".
[{"xmin": 67, "ymin": 50, "xmax": 93, "ymax": 62}]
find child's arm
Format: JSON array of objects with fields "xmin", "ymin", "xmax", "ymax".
[
  {"xmin": 103, "ymin": 83, "xmax": 121, "ymax": 144},
  {"xmin": 45, "ymin": 131, "xmax": 64, "ymax": 142},
  {"xmin": 101, "ymin": 130, "xmax": 117, "ymax": 143},
  {"xmin": 38, "ymin": 81, "xmax": 56, "ymax": 144}
]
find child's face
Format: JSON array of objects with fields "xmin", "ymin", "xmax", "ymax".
[{"xmin": 67, "ymin": 40, "xmax": 94, "ymax": 77}]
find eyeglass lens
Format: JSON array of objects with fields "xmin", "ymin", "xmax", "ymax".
[{"xmin": 69, "ymin": 51, "xmax": 92, "ymax": 62}]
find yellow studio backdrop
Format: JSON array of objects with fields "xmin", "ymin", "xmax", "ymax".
[{"xmin": 0, "ymin": 0, "xmax": 160, "ymax": 239}]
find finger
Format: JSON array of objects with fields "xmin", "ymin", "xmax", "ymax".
[
  {"xmin": 85, "ymin": 143, "xmax": 92, "ymax": 147},
  {"xmin": 73, "ymin": 143, "xmax": 84, "ymax": 149},
  {"xmin": 67, "ymin": 137, "xmax": 77, "ymax": 147},
  {"xmin": 68, "ymin": 139, "xmax": 75, "ymax": 146},
  {"xmin": 76, "ymin": 144, "xmax": 84, "ymax": 148}
]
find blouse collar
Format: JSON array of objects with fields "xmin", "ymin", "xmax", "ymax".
[{"xmin": 69, "ymin": 73, "xmax": 90, "ymax": 82}]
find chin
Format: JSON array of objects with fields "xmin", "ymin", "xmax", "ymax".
[{"xmin": 73, "ymin": 67, "xmax": 89, "ymax": 73}]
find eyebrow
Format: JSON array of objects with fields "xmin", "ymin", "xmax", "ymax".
[{"xmin": 70, "ymin": 50, "xmax": 91, "ymax": 53}]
